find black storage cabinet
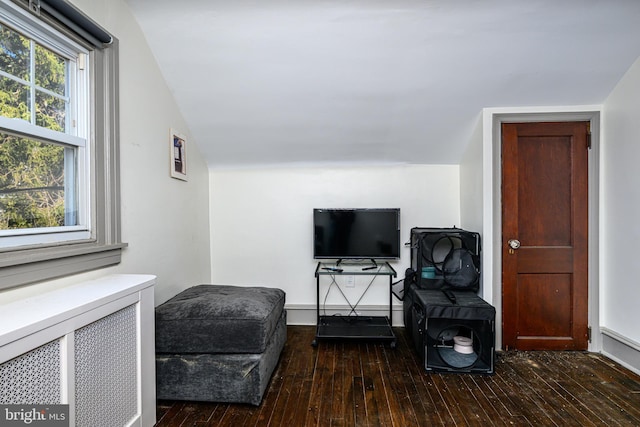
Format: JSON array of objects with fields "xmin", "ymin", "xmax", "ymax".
[
  {"xmin": 405, "ymin": 227, "xmax": 495, "ymax": 374},
  {"xmin": 405, "ymin": 227, "xmax": 482, "ymax": 338},
  {"xmin": 409, "ymin": 289, "xmax": 495, "ymax": 374},
  {"xmin": 410, "ymin": 227, "xmax": 481, "ymax": 292}
]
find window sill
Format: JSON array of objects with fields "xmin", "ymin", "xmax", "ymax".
[{"xmin": 0, "ymin": 242, "xmax": 128, "ymax": 290}]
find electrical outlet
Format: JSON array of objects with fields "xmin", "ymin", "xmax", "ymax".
[{"xmin": 345, "ymin": 275, "xmax": 355, "ymax": 288}]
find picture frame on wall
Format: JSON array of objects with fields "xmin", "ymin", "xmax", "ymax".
[{"xmin": 170, "ymin": 129, "xmax": 187, "ymax": 181}]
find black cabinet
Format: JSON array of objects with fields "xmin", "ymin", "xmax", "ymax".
[
  {"xmin": 408, "ymin": 288, "xmax": 495, "ymax": 374},
  {"xmin": 404, "ymin": 227, "xmax": 493, "ymax": 373},
  {"xmin": 410, "ymin": 227, "xmax": 481, "ymax": 292}
]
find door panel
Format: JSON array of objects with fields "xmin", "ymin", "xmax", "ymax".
[
  {"xmin": 502, "ymin": 121, "xmax": 589, "ymax": 351},
  {"xmin": 516, "ymin": 274, "xmax": 572, "ymax": 338},
  {"xmin": 517, "ymin": 135, "xmax": 572, "ymax": 246}
]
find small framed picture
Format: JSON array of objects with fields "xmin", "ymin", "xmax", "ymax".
[{"xmin": 170, "ymin": 129, "xmax": 187, "ymax": 181}]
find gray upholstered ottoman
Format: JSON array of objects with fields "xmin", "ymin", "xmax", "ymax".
[{"xmin": 155, "ymin": 285, "xmax": 286, "ymax": 405}]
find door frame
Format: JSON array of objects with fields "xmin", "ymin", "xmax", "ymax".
[{"xmin": 481, "ymin": 106, "xmax": 601, "ymax": 352}]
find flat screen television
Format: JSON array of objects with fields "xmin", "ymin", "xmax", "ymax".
[{"xmin": 313, "ymin": 208, "xmax": 401, "ymax": 260}]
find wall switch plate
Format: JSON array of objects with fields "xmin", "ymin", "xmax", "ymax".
[{"xmin": 345, "ymin": 275, "xmax": 355, "ymax": 288}]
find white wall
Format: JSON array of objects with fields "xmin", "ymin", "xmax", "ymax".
[
  {"xmin": 459, "ymin": 113, "xmax": 484, "ymax": 235},
  {"xmin": 602, "ymin": 56, "xmax": 640, "ymax": 344},
  {"xmin": 0, "ymin": 0, "xmax": 211, "ymax": 306},
  {"xmin": 459, "ymin": 113, "xmax": 485, "ymax": 299},
  {"xmin": 209, "ymin": 164, "xmax": 460, "ymax": 324}
]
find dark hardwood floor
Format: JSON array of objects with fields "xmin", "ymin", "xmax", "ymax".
[{"xmin": 156, "ymin": 326, "xmax": 640, "ymax": 426}]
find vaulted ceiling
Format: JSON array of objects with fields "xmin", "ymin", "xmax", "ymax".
[{"xmin": 125, "ymin": 0, "xmax": 640, "ymax": 168}]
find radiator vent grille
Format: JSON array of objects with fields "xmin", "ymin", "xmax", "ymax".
[
  {"xmin": 0, "ymin": 340, "xmax": 62, "ymax": 404},
  {"xmin": 74, "ymin": 304, "xmax": 138, "ymax": 427}
]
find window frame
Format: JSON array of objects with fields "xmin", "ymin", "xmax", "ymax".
[
  {"xmin": 0, "ymin": 22, "xmax": 91, "ymax": 244},
  {"xmin": 0, "ymin": 0, "xmax": 125, "ymax": 290}
]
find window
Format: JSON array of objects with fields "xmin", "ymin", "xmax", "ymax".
[
  {"xmin": 1, "ymin": 18, "xmax": 89, "ymax": 243},
  {"xmin": 0, "ymin": 0, "xmax": 124, "ymax": 290}
]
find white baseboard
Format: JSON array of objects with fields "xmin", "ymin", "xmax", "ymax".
[
  {"xmin": 600, "ymin": 327, "xmax": 640, "ymax": 376},
  {"xmin": 285, "ymin": 304, "xmax": 405, "ymax": 327}
]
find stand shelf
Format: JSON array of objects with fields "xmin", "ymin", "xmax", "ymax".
[{"xmin": 313, "ymin": 262, "xmax": 397, "ymax": 348}]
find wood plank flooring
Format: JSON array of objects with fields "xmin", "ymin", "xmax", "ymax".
[{"xmin": 156, "ymin": 326, "xmax": 640, "ymax": 426}]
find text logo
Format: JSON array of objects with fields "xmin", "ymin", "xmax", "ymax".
[{"xmin": 0, "ymin": 405, "xmax": 69, "ymax": 427}]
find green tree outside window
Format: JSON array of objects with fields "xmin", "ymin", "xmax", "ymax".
[{"xmin": 0, "ymin": 23, "xmax": 70, "ymax": 230}]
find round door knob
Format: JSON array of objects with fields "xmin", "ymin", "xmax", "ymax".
[{"xmin": 508, "ymin": 239, "xmax": 521, "ymax": 250}]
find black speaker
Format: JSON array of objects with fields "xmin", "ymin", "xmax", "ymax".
[{"xmin": 410, "ymin": 289, "xmax": 495, "ymax": 374}]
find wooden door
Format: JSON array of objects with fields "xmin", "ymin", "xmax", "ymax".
[{"xmin": 502, "ymin": 122, "xmax": 589, "ymax": 350}]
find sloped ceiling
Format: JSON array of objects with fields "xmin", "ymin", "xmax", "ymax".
[{"xmin": 125, "ymin": 0, "xmax": 640, "ymax": 168}]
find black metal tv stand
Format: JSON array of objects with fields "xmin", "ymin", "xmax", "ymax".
[{"xmin": 312, "ymin": 261, "xmax": 398, "ymax": 348}]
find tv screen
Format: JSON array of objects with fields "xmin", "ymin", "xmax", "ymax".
[{"xmin": 313, "ymin": 208, "xmax": 400, "ymax": 260}]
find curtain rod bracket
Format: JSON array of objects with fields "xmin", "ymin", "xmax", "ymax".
[{"xmin": 28, "ymin": 0, "xmax": 41, "ymax": 16}]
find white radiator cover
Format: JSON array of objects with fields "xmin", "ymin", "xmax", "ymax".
[{"xmin": 0, "ymin": 274, "xmax": 156, "ymax": 427}]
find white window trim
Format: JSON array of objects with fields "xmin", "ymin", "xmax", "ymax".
[
  {"xmin": 0, "ymin": 117, "xmax": 87, "ymax": 148},
  {"xmin": 0, "ymin": 0, "xmax": 125, "ymax": 290},
  {"xmin": 1, "ymin": 2, "xmax": 91, "ymax": 244}
]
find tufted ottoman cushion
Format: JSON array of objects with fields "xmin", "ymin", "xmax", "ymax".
[
  {"xmin": 156, "ymin": 311, "xmax": 286, "ymax": 405},
  {"xmin": 155, "ymin": 284, "xmax": 285, "ymax": 354},
  {"xmin": 155, "ymin": 284, "xmax": 287, "ymax": 405}
]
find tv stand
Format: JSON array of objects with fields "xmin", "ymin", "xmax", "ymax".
[
  {"xmin": 312, "ymin": 261, "xmax": 397, "ymax": 348},
  {"xmin": 335, "ymin": 259, "xmax": 377, "ymax": 269}
]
